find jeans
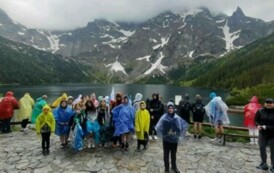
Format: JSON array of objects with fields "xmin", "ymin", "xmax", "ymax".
[
  {"xmin": 163, "ymin": 141, "xmax": 178, "ymax": 171},
  {"xmin": 259, "ymin": 133, "xmax": 274, "ymax": 166},
  {"xmin": 41, "ymin": 132, "xmax": 51, "ymax": 150},
  {"xmin": 1, "ymin": 118, "xmax": 11, "ymax": 133}
]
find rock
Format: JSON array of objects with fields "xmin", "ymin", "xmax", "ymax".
[{"xmin": 15, "ymin": 160, "xmax": 29, "ymax": 170}]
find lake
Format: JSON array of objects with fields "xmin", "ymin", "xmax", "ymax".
[{"xmin": 0, "ymin": 83, "xmax": 244, "ymax": 126}]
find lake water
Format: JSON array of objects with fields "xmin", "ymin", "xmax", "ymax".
[{"xmin": 0, "ymin": 83, "xmax": 244, "ymax": 126}]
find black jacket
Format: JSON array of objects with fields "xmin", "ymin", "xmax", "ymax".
[{"xmin": 255, "ymin": 107, "xmax": 274, "ymax": 137}]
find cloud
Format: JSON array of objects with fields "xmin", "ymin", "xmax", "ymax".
[{"xmin": 0, "ymin": 0, "xmax": 273, "ymax": 30}]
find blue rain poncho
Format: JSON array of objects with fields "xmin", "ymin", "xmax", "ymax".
[
  {"xmin": 72, "ymin": 123, "xmax": 84, "ymax": 151},
  {"xmin": 111, "ymin": 102, "xmax": 135, "ymax": 136},
  {"xmin": 155, "ymin": 113, "xmax": 188, "ymax": 143},
  {"xmin": 205, "ymin": 96, "xmax": 230, "ymax": 127},
  {"xmin": 54, "ymin": 106, "xmax": 74, "ymax": 136}
]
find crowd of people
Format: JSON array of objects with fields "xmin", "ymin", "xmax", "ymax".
[{"xmin": 0, "ymin": 90, "xmax": 274, "ymax": 173}]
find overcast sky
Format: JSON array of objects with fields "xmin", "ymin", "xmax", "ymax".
[{"xmin": 0, "ymin": 0, "xmax": 273, "ymax": 31}]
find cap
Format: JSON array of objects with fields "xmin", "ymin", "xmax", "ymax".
[{"xmin": 265, "ymin": 98, "xmax": 274, "ymax": 103}]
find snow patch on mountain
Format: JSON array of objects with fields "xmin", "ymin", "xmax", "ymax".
[
  {"xmin": 219, "ymin": 20, "xmax": 241, "ymax": 53},
  {"xmin": 18, "ymin": 32, "xmax": 24, "ymax": 35},
  {"xmin": 153, "ymin": 36, "xmax": 170, "ymax": 50},
  {"xmin": 119, "ymin": 29, "xmax": 135, "ymax": 37},
  {"xmin": 144, "ymin": 52, "xmax": 167, "ymax": 75},
  {"xmin": 0, "ymin": 23, "xmax": 2, "ymax": 26},
  {"xmin": 189, "ymin": 50, "xmax": 195, "ymax": 58},
  {"xmin": 105, "ymin": 57, "xmax": 127, "ymax": 75},
  {"xmin": 36, "ymin": 29, "xmax": 61, "ymax": 53},
  {"xmin": 47, "ymin": 32, "xmax": 61, "ymax": 53},
  {"xmin": 216, "ymin": 19, "xmax": 225, "ymax": 23},
  {"xmin": 136, "ymin": 55, "xmax": 150, "ymax": 62}
]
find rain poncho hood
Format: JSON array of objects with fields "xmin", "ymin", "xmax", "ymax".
[{"xmin": 133, "ymin": 93, "xmax": 143, "ymax": 103}]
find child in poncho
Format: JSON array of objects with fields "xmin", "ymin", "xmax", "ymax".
[
  {"xmin": 36, "ymin": 105, "xmax": 55, "ymax": 155},
  {"xmin": 135, "ymin": 101, "xmax": 150, "ymax": 151},
  {"xmin": 155, "ymin": 102, "xmax": 188, "ymax": 173}
]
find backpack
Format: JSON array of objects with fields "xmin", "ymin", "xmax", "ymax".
[
  {"xmin": 192, "ymin": 103, "xmax": 205, "ymax": 115},
  {"xmin": 180, "ymin": 101, "xmax": 191, "ymax": 113}
]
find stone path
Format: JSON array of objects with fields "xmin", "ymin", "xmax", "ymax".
[{"xmin": 0, "ymin": 130, "xmax": 269, "ymax": 173}]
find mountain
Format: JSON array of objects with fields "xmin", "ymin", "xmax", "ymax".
[
  {"xmin": 0, "ymin": 36, "xmax": 91, "ymax": 85},
  {"xmin": 1, "ymin": 7, "xmax": 274, "ymax": 83},
  {"xmin": 180, "ymin": 32, "xmax": 274, "ymax": 89}
]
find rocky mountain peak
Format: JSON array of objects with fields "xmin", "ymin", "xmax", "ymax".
[{"xmin": 232, "ymin": 7, "xmax": 245, "ymax": 18}]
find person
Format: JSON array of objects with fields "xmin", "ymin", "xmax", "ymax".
[
  {"xmin": 109, "ymin": 92, "xmax": 123, "ymax": 147},
  {"xmin": 97, "ymin": 98, "xmax": 111, "ymax": 147},
  {"xmin": 85, "ymin": 100, "xmax": 100, "ymax": 148},
  {"xmin": 135, "ymin": 101, "xmax": 150, "ymax": 151},
  {"xmin": 67, "ymin": 96, "xmax": 74, "ymax": 109},
  {"xmin": 255, "ymin": 98, "xmax": 274, "ymax": 172},
  {"xmin": 90, "ymin": 93, "xmax": 99, "ymax": 108},
  {"xmin": 149, "ymin": 93, "xmax": 164, "ymax": 140},
  {"xmin": 244, "ymin": 96, "xmax": 261, "ymax": 145},
  {"xmin": 70, "ymin": 104, "xmax": 85, "ymax": 151},
  {"xmin": 133, "ymin": 93, "xmax": 143, "ymax": 111},
  {"xmin": 36, "ymin": 105, "xmax": 55, "ymax": 155},
  {"xmin": 178, "ymin": 94, "xmax": 192, "ymax": 124},
  {"xmin": 0, "ymin": 91, "xmax": 19, "ymax": 133},
  {"xmin": 177, "ymin": 94, "xmax": 192, "ymax": 136},
  {"xmin": 155, "ymin": 102, "xmax": 188, "ymax": 173},
  {"xmin": 17, "ymin": 93, "xmax": 35, "ymax": 132},
  {"xmin": 31, "ymin": 95, "xmax": 47, "ymax": 124},
  {"xmin": 205, "ymin": 92, "xmax": 230, "ymax": 143},
  {"xmin": 54, "ymin": 100, "xmax": 74, "ymax": 148},
  {"xmin": 191, "ymin": 94, "xmax": 205, "ymax": 139},
  {"xmin": 112, "ymin": 95, "xmax": 135, "ymax": 151},
  {"xmin": 51, "ymin": 93, "xmax": 68, "ymax": 108}
]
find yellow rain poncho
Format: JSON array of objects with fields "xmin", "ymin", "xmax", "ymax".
[
  {"xmin": 36, "ymin": 105, "xmax": 55, "ymax": 133},
  {"xmin": 135, "ymin": 101, "xmax": 150, "ymax": 140},
  {"xmin": 17, "ymin": 93, "xmax": 35, "ymax": 121},
  {"xmin": 51, "ymin": 93, "xmax": 67, "ymax": 108}
]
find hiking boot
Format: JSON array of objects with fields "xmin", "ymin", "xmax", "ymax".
[
  {"xmin": 172, "ymin": 167, "xmax": 181, "ymax": 173},
  {"xmin": 164, "ymin": 169, "xmax": 170, "ymax": 173},
  {"xmin": 198, "ymin": 135, "xmax": 202, "ymax": 139},
  {"xmin": 46, "ymin": 149, "xmax": 50, "ymax": 155},
  {"xmin": 42, "ymin": 150, "xmax": 46, "ymax": 155},
  {"xmin": 194, "ymin": 135, "xmax": 197, "ymax": 139},
  {"xmin": 256, "ymin": 162, "xmax": 269, "ymax": 170}
]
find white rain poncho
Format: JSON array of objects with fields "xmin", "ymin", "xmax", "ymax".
[{"xmin": 205, "ymin": 96, "xmax": 230, "ymax": 127}]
